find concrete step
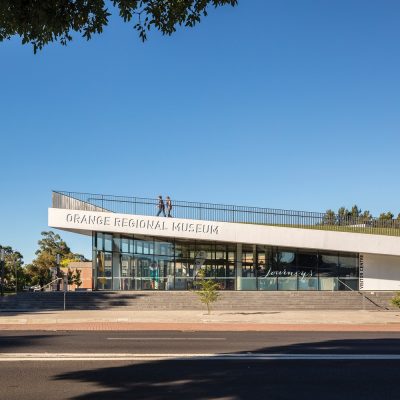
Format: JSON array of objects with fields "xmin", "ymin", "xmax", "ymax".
[{"xmin": 0, "ymin": 291, "xmax": 397, "ymax": 311}]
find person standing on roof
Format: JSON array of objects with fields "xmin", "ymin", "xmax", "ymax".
[
  {"xmin": 166, "ymin": 196, "xmax": 173, "ymax": 217},
  {"xmin": 156, "ymin": 195, "xmax": 166, "ymax": 217}
]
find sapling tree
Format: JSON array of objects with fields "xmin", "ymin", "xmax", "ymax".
[
  {"xmin": 67, "ymin": 268, "xmax": 74, "ymax": 286},
  {"xmin": 391, "ymin": 293, "xmax": 400, "ymax": 308},
  {"xmin": 195, "ymin": 268, "xmax": 220, "ymax": 315},
  {"xmin": 74, "ymin": 269, "xmax": 83, "ymax": 288}
]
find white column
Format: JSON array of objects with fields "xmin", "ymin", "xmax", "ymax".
[{"xmin": 236, "ymin": 243, "xmax": 242, "ymax": 290}]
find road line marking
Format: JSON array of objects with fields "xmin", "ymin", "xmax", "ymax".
[
  {"xmin": 106, "ymin": 337, "xmax": 226, "ymax": 341},
  {"xmin": 1, "ymin": 353, "xmax": 400, "ymax": 361}
]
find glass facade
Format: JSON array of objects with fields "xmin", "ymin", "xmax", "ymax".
[{"xmin": 92, "ymin": 233, "xmax": 359, "ymax": 291}]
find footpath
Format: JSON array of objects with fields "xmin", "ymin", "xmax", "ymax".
[{"xmin": 1, "ymin": 309, "xmax": 400, "ymax": 331}]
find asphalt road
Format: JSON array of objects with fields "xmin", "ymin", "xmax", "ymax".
[
  {"xmin": 2, "ymin": 330, "xmax": 400, "ymax": 354},
  {"xmin": 1, "ymin": 331, "xmax": 400, "ymax": 399}
]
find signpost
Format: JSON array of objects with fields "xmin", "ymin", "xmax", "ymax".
[{"xmin": 63, "ymin": 275, "xmax": 68, "ymax": 311}]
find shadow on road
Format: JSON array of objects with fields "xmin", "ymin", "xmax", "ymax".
[{"xmin": 52, "ymin": 338, "xmax": 400, "ymax": 400}]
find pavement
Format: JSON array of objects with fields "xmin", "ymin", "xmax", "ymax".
[{"xmin": 1, "ymin": 309, "xmax": 400, "ymax": 331}]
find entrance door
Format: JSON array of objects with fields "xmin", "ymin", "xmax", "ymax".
[{"xmin": 133, "ymin": 256, "xmax": 168, "ymax": 290}]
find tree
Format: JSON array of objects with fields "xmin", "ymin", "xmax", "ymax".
[
  {"xmin": 0, "ymin": 245, "xmax": 27, "ymax": 291},
  {"xmin": 195, "ymin": 268, "xmax": 220, "ymax": 314},
  {"xmin": 359, "ymin": 210, "xmax": 372, "ymax": 224},
  {"xmin": 67, "ymin": 268, "xmax": 75, "ymax": 286},
  {"xmin": 66, "ymin": 267, "xmax": 82, "ymax": 289},
  {"xmin": 391, "ymin": 293, "xmax": 400, "ymax": 309},
  {"xmin": 28, "ymin": 231, "xmax": 87, "ymax": 289},
  {"xmin": 322, "ymin": 205, "xmax": 375, "ymax": 227},
  {"xmin": 350, "ymin": 205, "xmax": 361, "ymax": 221},
  {"xmin": 337, "ymin": 207, "xmax": 349, "ymax": 225},
  {"xmin": 74, "ymin": 269, "xmax": 82, "ymax": 288},
  {"xmin": 322, "ymin": 209, "xmax": 336, "ymax": 225},
  {"xmin": 0, "ymin": 1, "xmax": 238, "ymax": 53},
  {"xmin": 378, "ymin": 212, "xmax": 394, "ymax": 221},
  {"xmin": 36, "ymin": 231, "xmax": 71, "ymax": 258}
]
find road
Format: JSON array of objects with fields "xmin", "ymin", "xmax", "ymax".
[{"xmin": 1, "ymin": 331, "xmax": 400, "ymax": 399}]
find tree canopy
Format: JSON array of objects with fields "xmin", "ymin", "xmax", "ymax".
[
  {"xmin": 27, "ymin": 231, "xmax": 88, "ymax": 287},
  {"xmin": 0, "ymin": 245, "xmax": 25, "ymax": 291},
  {"xmin": 0, "ymin": 0, "xmax": 238, "ymax": 53},
  {"xmin": 322, "ymin": 205, "xmax": 400, "ymax": 227}
]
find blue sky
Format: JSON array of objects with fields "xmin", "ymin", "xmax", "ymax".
[{"xmin": 1, "ymin": 0, "xmax": 399, "ymax": 263}]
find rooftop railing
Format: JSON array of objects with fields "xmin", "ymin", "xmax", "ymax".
[{"xmin": 52, "ymin": 191, "xmax": 400, "ymax": 237}]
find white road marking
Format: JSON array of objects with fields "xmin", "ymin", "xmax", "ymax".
[
  {"xmin": 0, "ymin": 353, "xmax": 400, "ymax": 361},
  {"xmin": 107, "ymin": 337, "xmax": 226, "ymax": 341}
]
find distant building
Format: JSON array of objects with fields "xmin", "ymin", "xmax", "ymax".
[
  {"xmin": 49, "ymin": 191, "xmax": 400, "ymax": 292},
  {"xmin": 60, "ymin": 261, "xmax": 92, "ymax": 290}
]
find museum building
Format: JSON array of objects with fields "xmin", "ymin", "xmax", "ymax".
[{"xmin": 48, "ymin": 191, "xmax": 400, "ymax": 292}]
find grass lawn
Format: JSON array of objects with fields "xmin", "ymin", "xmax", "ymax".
[{"xmin": 262, "ymin": 223, "xmax": 400, "ymax": 237}]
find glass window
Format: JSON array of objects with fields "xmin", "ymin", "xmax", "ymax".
[
  {"xmin": 319, "ymin": 252, "xmax": 338, "ymax": 291},
  {"xmin": 154, "ymin": 239, "xmax": 174, "ymax": 256},
  {"xmin": 104, "ymin": 234, "xmax": 112, "ymax": 252},
  {"xmin": 134, "ymin": 239, "xmax": 154, "ymax": 255},
  {"xmin": 120, "ymin": 254, "xmax": 133, "ymax": 290},
  {"xmin": 96, "ymin": 233, "xmax": 103, "ymax": 251},
  {"xmin": 96, "ymin": 251, "xmax": 105, "ymax": 277},
  {"xmin": 174, "ymin": 240, "xmax": 194, "ymax": 258},
  {"xmin": 104, "ymin": 252, "xmax": 112, "ymax": 278},
  {"xmin": 297, "ymin": 251, "xmax": 318, "ymax": 290},
  {"xmin": 196, "ymin": 243, "xmax": 214, "ymax": 260},
  {"xmin": 215, "ymin": 264, "xmax": 227, "ymax": 278},
  {"xmin": 339, "ymin": 254, "xmax": 358, "ymax": 277},
  {"xmin": 339, "ymin": 253, "xmax": 359, "ymax": 290},
  {"xmin": 175, "ymin": 260, "xmax": 193, "ymax": 278},
  {"xmin": 121, "ymin": 237, "xmax": 130, "ymax": 253},
  {"xmin": 142, "ymin": 241, "xmax": 152, "ymax": 255},
  {"xmin": 242, "ymin": 252, "xmax": 254, "ymax": 264},
  {"xmin": 227, "ymin": 263, "xmax": 236, "ymax": 277},
  {"xmin": 134, "ymin": 239, "xmax": 143, "ymax": 254},
  {"xmin": 275, "ymin": 250, "xmax": 297, "ymax": 290}
]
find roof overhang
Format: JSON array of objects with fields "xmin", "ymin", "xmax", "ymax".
[{"xmin": 48, "ymin": 208, "xmax": 400, "ymax": 257}]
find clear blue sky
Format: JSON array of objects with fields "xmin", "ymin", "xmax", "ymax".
[{"xmin": 1, "ymin": 0, "xmax": 399, "ymax": 263}]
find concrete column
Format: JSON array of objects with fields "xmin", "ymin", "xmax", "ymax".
[
  {"xmin": 236, "ymin": 243, "xmax": 242, "ymax": 290},
  {"xmin": 253, "ymin": 244, "xmax": 257, "ymax": 290}
]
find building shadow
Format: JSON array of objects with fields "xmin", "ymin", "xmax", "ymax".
[
  {"xmin": 0, "ymin": 292, "xmax": 146, "ymax": 316},
  {"xmin": 0, "ymin": 333, "xmax": 63, "ymax": 351},
  {"xmin": 52, "ymin": 337, "xmax": 400, "ymax": 400}
]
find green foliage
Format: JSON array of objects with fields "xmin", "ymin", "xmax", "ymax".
[
  {"xmin": 0, "ymin": 0, "xmax": 238, "ymax": 53},
  {"xmin": 27, "ymin": 231, "xmax": 87, "ymax": 288},
  {"xmin": 67, "ymin": 268, "xmax": 75, "ymax": 285},
  {"xmin": 36, "ymin": 231, "xmax": 71, "ymax": 257},
  {"xmin": 0, "ymin": 244, "xmax": 28, "ymax": 291},
  {"xmin": 379, "ymin": 212, "xmax": 394, "ymax": 221},
  {"xmin": 74, "ymin": 269, "xmax": 82, "ymax": 288},
  {"xmin": 321, "ymin": 205, "xmax": 399, "ymax": 229},
  {"xmin": 391, "ymin": 293, "xmax": 400, "ymax": 309},
  {"xmin": 195, "ymin": 269, "xmax": 220, "ymax": 314},
  {"xmin": 66, "ymin": 267, "xmax": 82, "ymax": 288}
]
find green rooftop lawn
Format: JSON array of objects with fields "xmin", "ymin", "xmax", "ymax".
[{"xmin": 261, "ymin": 223, "xmax": 400, "ymax": 236}]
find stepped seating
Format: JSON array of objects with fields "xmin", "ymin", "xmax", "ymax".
[{"xmin": 0, "ymin": 291, "xmax": 397, "ymax": 311}]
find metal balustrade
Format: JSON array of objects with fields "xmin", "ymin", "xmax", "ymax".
[{"xmin": 52, "ymin": 190, "xmax": 400, "ymax": 236}]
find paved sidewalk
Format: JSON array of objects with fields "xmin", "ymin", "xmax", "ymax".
[{"xmin": 1, "ymin": 310, "xmax": 400, "ymax": 331}]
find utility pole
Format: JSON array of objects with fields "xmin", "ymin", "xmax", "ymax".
[
  {"xmin": 56, "ymin": 254, "xmax": 61, "ymax": 291},
  {"xmin": 15, "ymin": 262, "xmax": 17, "ymax": 295},
  {"xmin": 0, "ymin": 249, "xmax": 5, "ymax": 297}
]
